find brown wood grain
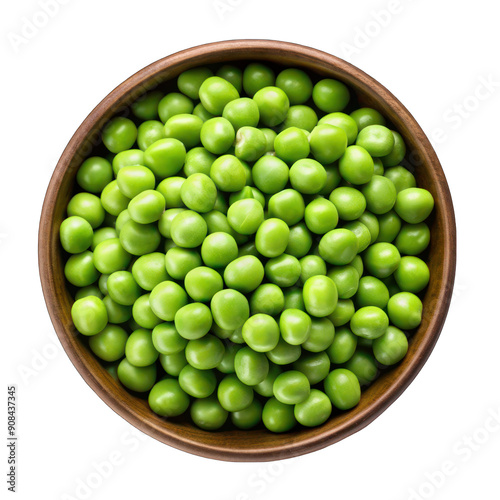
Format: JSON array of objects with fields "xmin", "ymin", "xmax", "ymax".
[{"xmin": 38, "ymin": 39, "xmax": 456, "ymax": 462}]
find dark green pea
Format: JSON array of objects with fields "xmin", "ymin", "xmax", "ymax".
[
  {"xmin": 262, "ymin": 397, "xmax": 296, "ymax": 433},
  {"xmin": 293, "ymin": 351, "xmax": 331, "ymax": 385},
  {"xmin": 357, "ymin": 211, "xmax": 380, "ymax": 243},
  {"xmin": 328, "ymin": 299, "xmax": 355, "ymax": 327},
  {"xmin": 158, "ymin": 92, "xmax": 194, "ymax": 123},
  {"xmin": 266, "ymin": 338, "xmax": 301, "ymax": 365},
  {"xmin": 302, "ymin": 318, "xmax": 335, "ymax": 352},
  {"xmin": 350, "ymin": 107, "xmax": 386, "ymax": 131},
  {"xmin": 131, "ymin": 90, "xmax": 164, "ymax": 120},
  {"xmin": 343, "ymin": 221, "xmax": 371, "ymax": 252},
  {"xmin": 313, "ymin": 79, "xmax": 350, "ymax": 113},
  {"xmin": 77, "ymin": 157, "xmax": 113, "ymax": 194},
  {"xmin": 103, "ymin": 295, "xmax": 132, "ymax": 324},
  {"xmin": 326, "ymin": 326, "xmax": 357, "ymax": 364},
  {"xmin": 381, "ymin": 131, "xmax": 406, "ymax": 167},
  {"xmin": 283, "ymin": 105, "xmax": 318, "ymax": 131},
  {"xmin": 273, "ymin": 370, "xmax": 310, "ymax": 405},
  {"xmin": 395, "ymin": 222, "xmax": 431, "ymax": 255},
  {"xmin": 283, "ymin": 287, "xmax": 305, "ymax": 312},
  {"xmin": 387, "ymin": 292, "xmax": 423, "ymax": 329},
  {"xmin": 299, "ymin": 255, "xmax": 327, "ymax": 284},
  {"xmin": 159, "ymin": 351, "xmax": 188, "ymax": 377},
  {"xmin": 243, "ymin": 63, "xmax": 275, "ymax": 97},
  {"xmin": 216, "ymin": 65, "xmax": 243, "ymax": 93},
  {"xmin": 217, "ymin": 343, "xmax": 243, "ymax": 374},
  {"xmin": 75, "ymin": 285, "xmax": 103, "ymax": 300},
  {"xmin": 344, "ymin": 350, "xmax": 378, "ymax": 386},
  {"xmin": 285, "ymin": 223, "xmax": 313, "ymax": 258},
  {"xmin": 373, "ymin": 326, "xmax": 409, "ymax": 365},
  {"xmin": 294, "ymin": 389, "xmax": 332, "ymax": 427},
  {"xmin": 89, "ymin": 325, "xmax": 127, "ymax": 362},
  {"xmin": 217, "ymin": 374, "xmax": 254, "ymax": 412},
  {"xmin": 102, "ymin": 117, "xmax": 137, "ymax": 153},
  {"xmin": 376, "ymin": 210, "xmax": 402, "ymax": 243},
  {"xmin": 355, "ymin": 276, "xmax": 390, "ymax": 308},
  {"xmin": 231, "ymin": 399, "xmax": 263, "ymax": 429},
  {"xmin": 318, "ymin": 112, "xmax": 358, "ymax": 145},
  {"xmin": 190, "ymin": 396, "xmax": 228, "ymax": 430},
  {"xmin": 192, "ymin": 103, "xmax": 215, "ymax": 122}
]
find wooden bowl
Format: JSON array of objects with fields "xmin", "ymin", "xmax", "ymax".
[{"xmin": 39, "ymin": 40, "xmax": 456, "ymax": 462}]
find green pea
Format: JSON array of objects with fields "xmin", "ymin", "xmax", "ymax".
[
  {"xmin": 275, "ymin": 68, "xmax": 312, "ymax": 104},
  {"xmin": 112, "ymin": 149, "xmax": 145, "ymax": 176},
  {"xmin": 350, "ymin": 107, "xmax": 386, "ymax": 131},
  {"xmin": 363, "ymin": 242, "xmax": 401, "ymax": 278},
  {"xmin": 199, "ymin": 76, "xmax": 239, "ymax": 115},
  {"xmin": 159, "ymin": 351, "xmax": 188, "ymax": 377},
  {"xmin": 381, "ymin": 131, "xmax": 406, "ymax": 167},
  {"xmin": 125, "ymin": 329, "xmax": 158, "ymax": 367},
  {"xmin": 132, "ymin": 293, "xmax": 162, "ymax": 329},
  {"xmin": 149, "ymin": 281, "xmax": 188, "ymax": 322},
  {"xmin": 231, "ymin": 399, "xmax": 263, "ymax": 430},
  {"xmin": 329, "ymin": 187, "xmax": 367, "ymax": 221},
  {"xmin": 253, "ymin": 86, "xmax": 290, "ymax": 127},
  {"xmin": 170, "ymin": 210, "xmax": 207, "ymax": 248},
  {"xmin": 361, "ymin": 175, "xmax": 397, "ymax": 215},
  {"xmin": 131, "ymin": 90, "xmax": 163, "ymax": 120},
  {"xmin": 294, "ymin": 388, "xmax": 332, "ymax": 427},
  {"xmin": 103, "ymin": 295, "xmax": 132, "ymax": 324},
  {"xmin": 324, "ymin": 368, "xmax": 360, "ymax": 410},
  {"xmin": 102, "ymin": 117, "xmax": 137, "ymax": 153},
  {"xmin": 268, "ymin": 189, "xmax": 305, "ymax": 226},
  {"xmin": 285, "ymin": 223, "xmax": 313, "ymax": 258},
  {"xmin": 327, "ymin": 265, "xmax": 359, "ymax": 299},
  {"xmin": 174, "ymin": 302, "xmax": 212, "ymax": 340},
  {"xmin": 301, "ymin": 317, "xmax": 335, "ymax": 352},
  {"xmin": 211, "ymin": 289, "xmax": 249, "ymax": 331},
  {"xmin": 234, "ymin": 126, "xmax": 267, "ymax": 162},
  {"xmin": 192, "ymin": 103, "xmax": 215, "ymax": 122},
  {"xmin": 234, "ymin": 346, "xmax": 269, "ymax": 386},
  {"xmin": 358, "ymin": 211, "xmax": 380, "ymax": 243},
  {"xmin": 395, "ymin": 222, "xmax": 431, "ymax": 255},
  {"xmin": 350, "ymin": 306, "xmax": 389, "ymax": 340},
  {"xmin": 224, "ymin": 255, "xmax": 264, "ymax": 293},
  {"xmin": 227, "ymin": 198, "xmax": 264, "ymax": 235},
  {"xmin": 185, "ymin": 334, "xmax": 225, "ymax": 370},
  {"xmin": 106, "ymin": 271, "xmax": 141, "ymax": 306},
  {"xmin": 319, "ymin": 112, "xmax": 358, "ymax": 145},
  {"xmin": 289, "ymin": 158, "xmax": 327, "ymax": 195},
  {"xmin": 388, "ymin": 292, "xmax": 423, "ymax": 329},
  {"xmin": 217, "ymin": 343, "xmax": 243, "ymax": 373},
  {"xmin": 163, "ymin": 113, "xmax": 203, "ymax": 149},
  {"xmin": 91, "ymin": 227, "xmax": 117, "ymax": 250},
  {"xmin": 148, "ymin": 379, "xmax": 190, "ymax": 417},
  {"xmin": 313, "ymin": 78, "xmax": 350, "ymax": 112},
  {"xmin": 77, "ymin": 157, "xmax": 113, "ymax": 193},
  {"xmin": 243, "ymin": 63, "xmax": 275, "ymax": 96},
  {"xmin": 155, "ymin": 177, "xmax": 184, "ymax": 209},
  {"xmin": 265, "ymin": 254, "xmax": 301, "ymax": 288},
  {"xmin": 375, "ymin": 210, "xmax": 401, "ymax": 243},
  {"xmin": 179, "ymin": 173, "xmax": 216, "ymax": 214},
  {"xmin": 356, "ymin": 125, "xmax": 394, "ymax": 157},
  {"xmin": 117, "ymin": 358, "xmax": 156, "ymax": 392},
  {"xmin": 177, "ymin": 67, "xmax": 213, "ymax": 99},
  {"xmin": 373, "ymin": 326, "xmax": 409, "ymax": 365},
  {"xmin": 343, "ymin": 221, "xmax": 371, "ymax": 252},
  {"xmin": 60, "ymin": 216, "xmax": 93, "ymax": 254},
  {"xmin": 302, "ymin": 275, "xmax": 338, "ymax": 318},
  {"xmin": 266, "ymin": 338, "xmax": 302, "ymax": 365},
  {"xmin": 190, "ymin": 396, "xmax": 228, "ymax": 430},
  {"xmin": 383, "ymin": 274, "xmax": 402, "ymax": 297},
  {"xmin": 119, "ymin": 220, "xmax": 161, "ymax": 256},
  {"xmin": 279, "ymin": 309, "xmax": 312, "ymax": 346},
  {"xmin": 75, "ymin": 285, "xmax": 102, "ymax": 301},
  {"xmin": 100, "ymin": 180, "xmax": 130, "ymax": 216},
  {"xmin": 222, "ymin": 97, "xmax": 260, "ymax": 129},
  {"xmin": 210, "ymin": 154, "xmax": 246, "ymax": 192},
  {"xmin": 71, "ymin": 296, "xmax": 107, "ymax": 336},
  {"xmin": 319, "ymin": 228, "xmax": 358, "ymax": 266},
  {"xmin": 255, "ymin": 218, "xmax": 289, "ymax": 258},
  {"xmin": 299, "ymin": 255, "xmax": 327, "ymax": 284},
  {"xmin": 88, "ymin": 324, "xmax": 127, "ymax": 362},
  {"xmin": 260, "ymin": 127, "xmax": 278, "ymax": 152},
  {"xmin": 292, "ymin": 351, "xmax": 330, "ymax": 385},
  {"xmin": 355, "ymin": 276, "xmax": 390, "ymax": 308},
  {"xmin": 273, "ymin": 370, "xmax": 310, "ymax": 405},
  {"xmin": 151, "ymin": 322, "xmax": 187, "ymax": 355},
  {"xmin": 373, "ymin": 158, "xmax": 385, "ymax": 175},
  {"xmin": 250, "ymin": 284, "xmax": 285, "ymax": 316},
  {"xmin": 283, "ymin": 105, "xmax": 318, "ymax": 131},
  {"xmin": 158, "ymin": 92, "xmax": 194, "ymax": 123},
  {"xmin": 345, "ymin": 350, "xmax": 378, "ymax": 386},
  {"xmin": 200, "ymin": 231, "xmax": 238, "ymax": 269},
  {"xmin": 216, "ymin": 65, "xmax": 243, "ymax": 92},
  {"xmin": 384, "ymin": 166, "xmax": 416, "ymax": 193},
  {"xmin": 158, "ymin": 208, "xmax": 185, "ymax": 239},
  {"xmin": 328, "ymin": 299, "xmax": 355, "ymax": 327},
  {"xmin": 395, "ymin": 188, "xmax": 435, "ymax": 223},
  {"xmin": 93, "ymin": 238, "xmax": 131, "ymax": 274},
  {"xmin": 274, "ymin": 127, "xmax": 310, "ymax": 164},
  {"xmin": 262, "ymin": 397, "xmax": 296, "ymax": 433},
  {"xmin": 304, "ymin": 198, "xmax": 338, "ymax": 235},
  {"xmin": 216, "ymin": 374, "xmax": 253, "ymax": 413},
  {"xmin": 200, "ymin": 117, "xmax": 235, "ymax": 155},
  {"xmin": 339, "ymin": 145, "xmax": 375, "ymax": 185},
  {"xmin": 326, "ymin": 326, "xmax": 357, "ymax": 364},
  {"xmin": 184, "ymin": 266, "xmax": 223, "ymax": 303},
  {"xmin": 183, "ymin": 147, "xmax": 216, "ymax": 177},
  {"xmin": 131, "ymin": 252, "xmax": 169, "ymax": 291},
  {"xmin": 144, "ymin": 138, "xmax": 186, "ymax": 179},
  {"xmin": 137, "ymin": 120, "xmax": 166, "ymax": 151},
  {"xmin": 67, "ymin": 192, "xmax": 105, "ymax": 229},
  {"xmin": 116, "ymin": 166, "xmax": 155, "ymax": 199},
  {"xmin": 309, "ymin": 124, "xmax": 347, "ymax": 164},
  {"xmin": 127, "ymin": 190, "xmax": 165, "ymax": 225},
  {"xmin": 179, "ymin": 365, "xmax": 216, "ymax": 398},
  {"xmin": 241, "ymin": 314, "xmax": 280, "ymax": 353}
]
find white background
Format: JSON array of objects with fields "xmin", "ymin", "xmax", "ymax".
[{"xmin": 2, "ymin": 1, "xmax": 500, "ymax": 499}]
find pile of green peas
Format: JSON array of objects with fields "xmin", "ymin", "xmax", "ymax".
[{"xmin": 61, "ymin": 61, "xmax": 434, "ymax": 432}]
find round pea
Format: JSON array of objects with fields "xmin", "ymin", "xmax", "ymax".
[
  {"xmin": 355, "ymin": 276, "xmax": 390, "ymax": 308},
  {"xmin": 222, "ymin": 97, "xmax": 260, "ymax": 130},
  {"xmin": 71, "ymin": 296, "xmax": 107, "ymax": 336},
  {"xmin": 234, "ymin": 126, "xmax": 267, "ymax": 162},
  {"xmin": 152, "ymin": 322, "xmax": 187, "ymax": 355},
  {"xmin": 350, "ymin": 306, "xmax": 389, "ymax": 340},
  {"xmin": 185, "ymin": 334, "xmax": 225, "ymax": 370},
  {"xmin": 116, "ymin": 165, "xmax": 155, "ymax": 199},
  {"xmin": 363, "ymin": 242, "xmax": 401, "ymax": 278},
  {"xmin": 274, "ymin": 127, "xmax": 310, "ymax": 164},
  {"xmin": 234, "ymin": 346, "xmax": 269, "ymax": 386},
  {"xmin": 327, "ymin": 265, "xmax": 359, "ymax": 299},
  {"xmin": 285, "ymin": 223, "xmax": 313, "ymax": 258},
  {"xmin": 177, "ymin": 67, "xmax": 213, "ymax": 99},
  {"xmin": 184, "ymin": 266, "xmax": 223, "ymax": 302},
  {"xmin": 273, "ymin": 370, "xmax": 310, "ymax": 405},
  {"xmin": 266, "ymin": 338, "xmax": 302, "ymax": 365},
  {"xmin": 328, "ymin": 299, "xmax": 355, "ymax": 327},
  {"xmin": 183, "ymin": 147, "xmax": 216, "ymax": 177},
  {"xmin": 137, "ymin": 120, "xmax": 165, "ymax": 151},
  {"xmin": 243, "ymin": 63, "xmax": 275, "ymax": 97},
  {"xmin": 276, "ymin": 68, "xmax": 313, "ymax": 104},
  {"xmin": 89, "ymin": 324, "xmax": 127, "ymax": 362},
  {"xmin": 200, "ymin": 117, "xmax": 235, "ymax": 155},
  {"xmin": 93, "ymin": 238, "xmax": 131, "ymax": 274},
  {"xmin": 216, "ymin": 65, "xmax": 243, "ymax": 92},
  {"xmin": 388, "ymin": 292, "xmax": 423, "ymax": 329},
  {"xmin": 329, "ymin": 187, "xmax": 367, "ymax": 221},
  {"xmin": 178, "ymin": 365, "xmax": 217, "ymax": 398},
  {"xmin": 211, "ymin": 289, "xmax": 249, "ymax": 331},
  {"xmin": 190, "ymin": 396, "xmax": 228, "ymax": 430},
  {"xmin": 319, "ymin": 228, "xmax": 358, "ymax": 266},
  {"xmin": 255, "ymin": 218, "xmax": 290, "ymax": 258},
  {"xmin": 144, "ymin": 138, "xmax": 186, "ymax": 179},
  {"xmin": 199, "ymin": 76, "xmax": 239, "ymax": 115},
  {"xmin": 384, "ymin": 166, "xmax": 417, "ymax": 193},
  {"xmin": 345, "ymin": 350, "xmax": 378, "ymax": 386},
  {"xmin": 395, "ymin": 222, "xmax": 431, "ymax": 255},
  {"xmin": 395, "ymin": 188, "xmax": 435, "ymax": 223},
  {"xmin": 253, "ymin": 86, "xmax": 290, "ymax": 127},
  {"xmin": 231, "ymin": 399, "xmax": 263, "ymax": 430},
  {"xmin": 309, "ymin": 124, "xmax": 347, "ymax": 164},
  {"xmin": 210, "ymin": 154, "xmax": 246, "ymax": 192},
  {"xmin": 170, "ymin": 210, "xmax": 207, "ymax": 248},
  {"xmin": 294, "ymin": 389, "xmax": 332, "ymax": 427},
  {"xmin": 150, "ymin": 281, "xmax": 188, "ymax": 322},
  {"xmin": 60, "ymin": 216, "xmax": 93, "ymax": 254},
  {"xmin": 268, "ymin": 189, "xmax": 305, "ymax": 226},
  {"xmin": 227, "ymin": 198, "xmax": 264, "ymax": 235},
  {"xmin": 373, "ymin": 326, "xmax": 409, "ymax": 365},
  {"xmin": 313, "ymin": 79, "xmax": 350, "ymax": 112},
  {"xmin": 324, "ymin": 368, "xmax": 360, "ymax": 410},
  {"xmin": 77, "ymin": 157, "xmax": 113, "ymax": 193},
  {"xmin": 149, "ymin": 379, "xmax": 190, "ymax": 417},
  {"xmin": 304, "ymin": 198, "xmax": 339, "ymax": 235},
  {"xmin": 262, "ymin": 397, "xmax": 296, "ymax": 433},
  {"xmin": 159, "ymin": 351, "xmax": 188, "ymax": 377},
  {"xmin": 319, "ymin": 112, "xmax": 358, "ymax": 145},
  {"xmin": 289, "ymin": 159, "xmax": 327, "ymax": 195},
  {"xmin": 117, "ymin": 358, "xmax": 156, "ymax": 392},
  {"xmin": 301, "ymin": 317, "xmax": 335, "ymax": 352},
  {"xmin": 67, "ymin": 192, "xmax": 105, "ymax": 229},
  {"xmin": 250, "ymin": 284, "xmax": 285, "ymax": 316},
  {"xmin": 242, "ymin": 314, "xmax": 280, "ymax": 353},
  {"xmin": 217, "ymin": 374, "xmax": 254, "ymax": 412},
  {"xmin": 102, "ymin": 117, "xmax": 137, "ymax": 153},
  {"xmin": 303, "ymin": 275, "xmax": 338, "ymax": 317},
  {"xmin": 224, "ymin": 255, "xmax": 264, "ymax": 293},
  {"xmin": 356, "ymin": 125, "xmax": 395, "ymax": 157},
  {"xmin": 201, "ymin": 232, "xmax": 238, "ymax": 268},
  {"xmin": 265, "ymin": 254, "xmax": 301, "ymax": 288},
  {"xmin": 339, "ymin": 145, "xmax": 375, "ymax": 185},
  {"xmin": 283, "ymin": 105, "xmax": 318, "ymax": 132},
  {"xmin": 119, "ymin": 220, "xmax": 161, "ymax": 256},
  {"xmin": 381, "ymin": 131, "xmax": 406, "ymax": 167},
  {"xmin": 125, "ymin": 329, "xmax": 158, "ymax": 367},
  {"xmin": 131, "ymin": 252, "xmax": 169, "ymax": 291},
  {"xmin": 350, "ymin": 107, "xmax": 386, "ymax": 131},
  {"xmin": 326, "ymin": 326, "xmax": 357, "ymax": 364},
  {"xmin": 361, "ymin": 175, "xmax": 397, "ymax": 215},
  {"xmin": 279, "ymin": 309, "xmax": 312, "ymax": 346}
]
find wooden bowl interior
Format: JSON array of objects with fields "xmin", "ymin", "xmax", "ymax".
[{"xmin": 39, "ymin": 40, "xmax": 455, "ymax": 462}]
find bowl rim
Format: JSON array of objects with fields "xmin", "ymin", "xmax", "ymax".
[{"xmin": 39, "ymin": 39, "xmax": 456, "ymax": 462}]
